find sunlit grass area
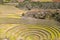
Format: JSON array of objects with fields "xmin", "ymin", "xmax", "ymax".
[
  {"xmin": 0, "ymin": 5, "xmax": 27, "ymax": 18},
  {"xmin": 0, "ymin": 23, "xmax": 60, "ymax": 40}
]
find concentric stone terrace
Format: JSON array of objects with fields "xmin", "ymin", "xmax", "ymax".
[
  {"xmin": 0, "ymin": 18, "xmax": 60, "ymax": 40},
  {"xmin": 0, "ymin": 5, "xmax": 60, "ymax": 40}
]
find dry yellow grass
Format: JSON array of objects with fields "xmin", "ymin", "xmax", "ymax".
[{"xmin": 0, "ymin": 5, "xmax": 27, "ymax": 18}]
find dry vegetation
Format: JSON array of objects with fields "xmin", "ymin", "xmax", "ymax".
[{"xmin": 22, "ymin": 9, "xmax": 60, "ymax": 22}]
